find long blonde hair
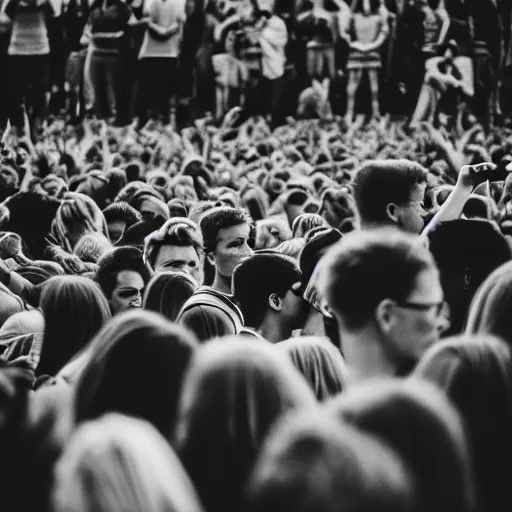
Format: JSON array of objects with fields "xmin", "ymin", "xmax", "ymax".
[{"xmin": 52, "ymin": 414, "xmax": 204, "ymax": 512}]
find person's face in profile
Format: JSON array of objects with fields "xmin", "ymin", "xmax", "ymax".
[
  {"xmin": 154, "ymin": 243, "xmax": 203, "ymax": 284},
  {"xmin": 391, "ymin": 183, "xmax": 428, "ymax": 235},
  {"xmin": 110, "ymin": 270, "xmax": 145, "ymax": 314},
  {"xmin": 209, "ymin": 222, "xmax": 253, "ymax": 280},
  {"xmin": 381, "ymin": 266, "xmax": 450, "ymax": 365}
]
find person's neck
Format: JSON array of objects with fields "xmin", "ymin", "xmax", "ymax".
[
  {"xmin": 301, "ymin": 308, "xmax": 326, "ymax": 337},
  {"xmin": 259, "ymin": 313, "xmax": 291, "ymax": 344},
  {"xmin": 212, "ymin": 273, "xmax": 232, "ymax": 295},
  {"xmin": 340, "ymin": 326, "xmax": 398, "ymax": 385}
]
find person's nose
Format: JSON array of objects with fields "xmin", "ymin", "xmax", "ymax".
[{"xmin": 131, "ymin": 293, "xmax": 142, "ymax": 308}]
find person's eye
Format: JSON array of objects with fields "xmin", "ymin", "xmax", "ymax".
[{"xmin": 188, "ymin": 261, "xmax": 197, "ymax": 268}]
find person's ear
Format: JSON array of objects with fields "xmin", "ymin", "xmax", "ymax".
[
  {"xmin": 269, "ymin": 293, "xmax": 283, "ymax": 312},
  {"xmin": 375, "ymin": 299, "xmax": 396, "ymax": 335},
  {"xmin": 207, "ymin": 252, "xmax": 216, "ymax": 267},
  {"xmin": 386, "ymin": 203, "xmax": 400, "ymax": 223}
]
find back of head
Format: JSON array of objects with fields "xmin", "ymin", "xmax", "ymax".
[
  {"xmin": 52, "ymin": 414, "xmax": 204, "ymax": 512},
  {"xmin": 277, "ymin": 336, "xmax": 347, "ymax": 401},
  {"xmin": 352, "ymin": 160, "xmax": 427, "ymax": 226},
  {"xmin": 175, "ymin": 337, "xmax": 315, "ymax": 512},
  {"xmin": 232, "ymin": 253, "xmax": 301, "ymax": 328},
  {"xmin": 248, "ymin": 410, "xmax": 416, "ymax": 512},
  {"xmin": 292, "ymin": 213, "xmax": 327, "ymax": 238},
  {"xmin": 414, "ymin": 335, "xmax": 512, "ymax": 512},
  {"xmin": 4, "ymin": 192, "xmax": 60, "ymax": 259},
  {"xmin": 73, "ymin": 232, "xmax": 113, "ymax": 264},
  {"xmin": 75, "ymin": 310, "xmax": 197, "ymax": 436},
  {"xmin": 299, "ymin": 226, "xmax": 342, "ymax": 287},
  {"xmin": 38, "ymin": 276, "xmax": 112, "ymax": 378},
  {"xmin": 52, "ymin": 194, "xmax": 109, "ymax": 252},
  {"xmin": 429, "ymin": 219, "xmax": 512, "ymax": 336},
  {"xmin": 327, "ymin": 379, "xmax": 475, "ymax": 512},
  {"xmin": 317, "ymin": 228, "xmax": 435, "ymax": 330},
  {"xmin": 465, "ymin": 260, "xmax": 512, "ymax": 344},
  {"xmin": 143, "ymin": 271, "xmax": 198, "ymax": 322}
]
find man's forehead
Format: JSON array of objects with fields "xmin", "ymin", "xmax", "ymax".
[{"xmin": 115, "ymin": 269, "xmax": 145, "ymax": 287}]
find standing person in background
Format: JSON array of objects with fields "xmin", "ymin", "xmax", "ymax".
[
  {"xmin": 253, "ymin": 0, "xmax": 288, "ymax": 127},
  {"xmin": 135, "ymin": 0, "xmax": 185, "ymax": 128},
  {"xmin": 85, "ymin": 0, "xmax": 141, "ymax": 123},
  {"xmin": 4, "ymin": 0, "xmax": 58, "ymax": 139}
]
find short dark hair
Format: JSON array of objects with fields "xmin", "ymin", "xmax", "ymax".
[
  {"xmin": 233, "ymin": 253, "xmax": 301, "ymax": 328},
  {"xmin": 143, "ymin": 218, "xmax": 204, "ymax": 272},
  {"xmin": 102, "ymin": 201, "xmax": 141, "ymax": 227},
  {"xmin": 200, "ymin": 206, "xmax": 255, "ymax": 254},
  {"xmin": 353, "ymin": 160, "xmax": 428, "ymax": 225},
  {"xmin": 317, "ymin": 228, "xmax": 435, "ymax": 330},
  {"xmin": 95, "ymin": 246, "xmax": 151, "ymax": 300}
]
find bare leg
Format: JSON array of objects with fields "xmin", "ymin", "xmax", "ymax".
[
  {"xmin": 345, "ymin": 68, "xmax": 363, "ymax": 124},
  {"xmin": 215, "ymin": 83, "xmax": 225, "ymax": 119},
  {"xmin": 368, "ymin": 69, "xmax": 380, "ymax": 120}
]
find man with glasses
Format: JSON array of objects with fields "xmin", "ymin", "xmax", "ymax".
[
  {"xmin": 316, "ymin": 228, "xmax": 449, "ymax": 384},
  {"xmin": 232, "ymin": 252, "xmax": 306, "ymax": 342}
]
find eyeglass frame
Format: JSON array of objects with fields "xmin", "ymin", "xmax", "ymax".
[{"xmin": 394, "ymin": 299, "xmax": 448, "ymax": 317}]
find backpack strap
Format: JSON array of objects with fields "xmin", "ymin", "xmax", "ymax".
[{"xmin": 177, "ymin": 287, "xmax": 244, "ymax": 333}]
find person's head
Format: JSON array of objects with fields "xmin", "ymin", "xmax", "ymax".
[
  {"xmin": 144, "ymin": 218, "xmax": 204, "ymax": 283},
  {"xmin": 464, "ymin": 258, "xmax": 512, "ymax": 344},
  {"xmin": 317, "ymin": 228, "xmax": 448, "ymax": 377},
  {"xmin": 143, "ymin": 271, "xmax": 198, "ymax": 322},
  {"xmin": 414, "ymin": 334, "xmax": 512, "ymax": 512},
  {"xmin": 352, "ymin": 160, "xmax": 428, "ymax": 234},
  {"xmin": 52, "ymin": 414, "xmax": 204, "ymax": 512},
  {"xmin": 102, "ymin": 201, "xmax": 142, "ymax": 244},
  {"xmin": 327, "ymin": 379, "xmax": 476, "ymax": 512},
  {"xmin": 200, "ymin": 206, "xmax": 254, "ymax": 286},
  {"xmin": 37, "ymin": 276, "xmax": 112, "ymax": 377},
  {"xmin": 232, "ymin": 253, "xmax": 305, "ymax": 337},
  {"xmin": 276, "ymin": 336, "xmax": 348, "ymax": 401},
  {"xmin": 247, "ymin": 410, "xmax": 416, "ymax": 512},
  {"xmin": 292, "ymin": 213, "xmax": 327, "ymax": 238},
  {"xmin": 73, "ymin": 232, "xmax": 113, "ymax": 264},
  {"xmin": 319, "ymin": 188, "xmax": 357, "ymax": 231},
  {"xmin": 75, "ymin": 310, "xmax": 197, "ymax": 436},
  {"xmin": 175, "ymin": 337, "xmax": 316, "ymax": 512},
  {"xmin": 95, "ymin": 247, "xmax": 151, "ymax": 314},
  {"xmin": 51, "ymin": 194, "xmax": 110, "ymax": 252},
  {"xmin": 429, "ymin": 219, "xmax": 512, "ymax": 337}
]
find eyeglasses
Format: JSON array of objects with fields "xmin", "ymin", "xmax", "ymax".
[{"xmin": 395, "ymin": 300, "xmax": 448, "ymax": 317}]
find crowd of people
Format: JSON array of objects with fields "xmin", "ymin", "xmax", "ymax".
[
  {"xmin": 1, "ymin": 0, "xmax": 512, "ymax": 134},
  {"xmin": 2, "ymin": 0, "xmax": 512, "ymax": 510},
  {"xmin": 0, "ymin": 90, "xmax": 511, "ymax": 511}
]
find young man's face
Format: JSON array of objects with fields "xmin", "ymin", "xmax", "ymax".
[
  {"xmin": 211, "ymin": 222, "xmax": 253, "ymax": 280},
  {"xmin": 385, "ymin": 266, "xmax": 449, "ymax": 365},
  {"xmin": 110, "ymin": 270, "xmax": 145, "ymax": 314},
  {"xmin": 394, "ymin": 183, "xmax": 428, "ymax": 234},
  {"xmin": 154, "ymin": 244, "xmax": 203, "ymax": 284}
]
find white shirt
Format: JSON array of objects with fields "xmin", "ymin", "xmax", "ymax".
[
  {"xmin": 139, "ymin": 0, "xmax": 185, "ymax": 59},
  {"xmin": 259, "ymin": 15, "xmax": 287, "ymax": 80}
]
